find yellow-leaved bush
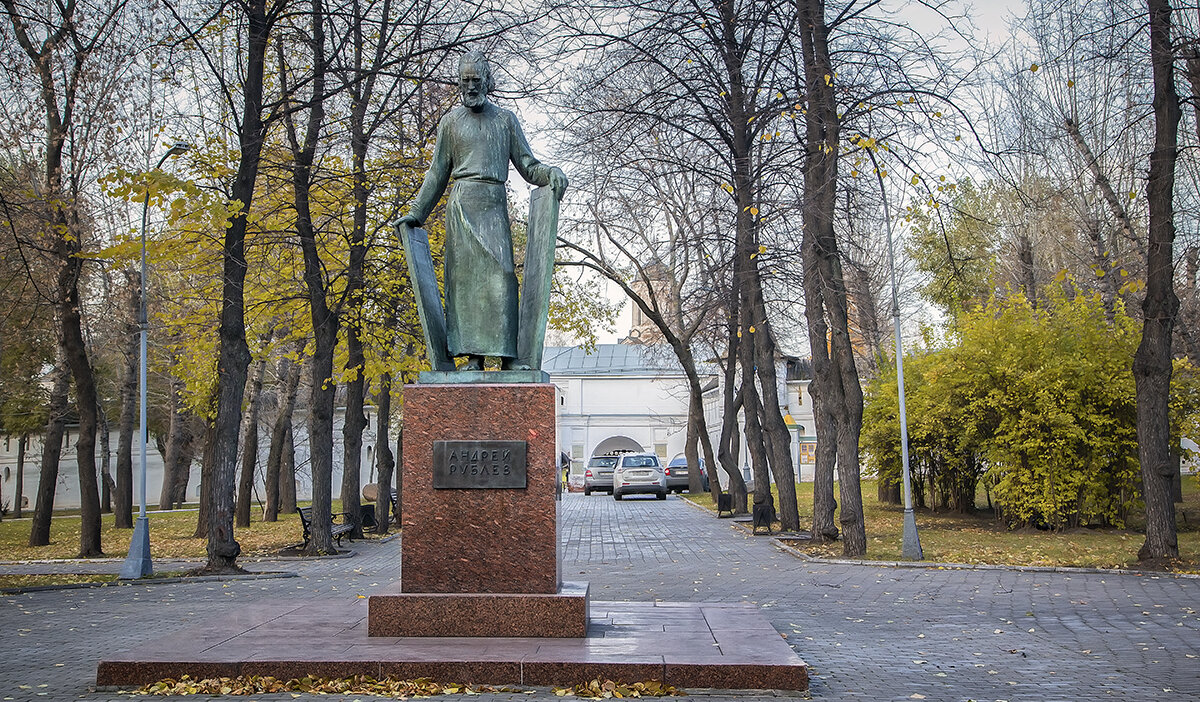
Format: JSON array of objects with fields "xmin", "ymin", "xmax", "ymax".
[{"xmin": 863, "ymin": 290, "xmax": 1198, "ymax": 530}]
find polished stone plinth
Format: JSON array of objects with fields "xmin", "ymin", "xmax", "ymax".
[
  {"xmin": 96, "ymin": 599, "xmax": 808, "ymax": 691},
  {"xmin": 396, "ymin": 382, "xmax": 559, "ymax": 595},
  {"xmin": 368, "ymin": 582, "xmax": 588, "ymax": 638},
  {"xmin": 418, "ymin": 370, "xmax": 550, "ymax": 384}
]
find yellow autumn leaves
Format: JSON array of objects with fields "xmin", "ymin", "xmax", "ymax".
[{"xmin": 138, "ymin": 674, "xmax": 684, "ymax": 698}]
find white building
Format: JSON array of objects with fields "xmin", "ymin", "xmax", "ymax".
[
  {"xmin": 544, "ymin": 343, "xmax": 816, "ymax": 488},
  {"xmin": 544, "ymin": 344, "xmax": 691, "ymax": 481}
]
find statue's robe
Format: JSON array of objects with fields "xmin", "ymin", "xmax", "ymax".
[{"xmin": 408, "ymin": 103, "xmax": 551, "ymax": 359}]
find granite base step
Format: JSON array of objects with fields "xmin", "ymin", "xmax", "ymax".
[
  {"xmin": 368, "ymin": 581, "xmax": 589, "ymax": 637},
  {"xmin": 97, "ymin": 599, "xmax": 808, "ymax": 691}
]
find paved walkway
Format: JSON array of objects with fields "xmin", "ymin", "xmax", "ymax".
[{"xmin": 1, "ymin": 493, "xmax": 1197, "ymax": 701}]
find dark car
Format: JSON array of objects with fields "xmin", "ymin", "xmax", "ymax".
[
  {"xmin": 583, "ymin": 455, "xmax": 619, "ymax": 495},
  {"xmin": 665, "ymin": 456, "xmax": 709, "ymax": 493}
]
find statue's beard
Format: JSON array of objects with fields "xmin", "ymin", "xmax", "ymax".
[{"xmin": 463, "ymin": 92, "xmax": 486, "ymax": 109}]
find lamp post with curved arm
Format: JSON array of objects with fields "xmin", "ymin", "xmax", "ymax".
[
  {"xmin": 866, "ymin": 147, "xmax": 923, "ymax": 561},
  {"xmin": 120, "ymin": 141, "xmax": 190, "ymax": 580}
]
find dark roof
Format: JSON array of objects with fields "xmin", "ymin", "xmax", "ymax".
[{"xmin": 541, "ymin": 344, "xmax": 685, "ymax": 376}]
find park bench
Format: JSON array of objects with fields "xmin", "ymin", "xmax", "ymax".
[{"xmin": 297, "ymin": 506, "xmax": 355, "ymax": 548}]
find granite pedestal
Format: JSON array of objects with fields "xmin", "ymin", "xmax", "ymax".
[{"xmin": 367, "ymin": 381, "xmax": 586, "ymax": 638}]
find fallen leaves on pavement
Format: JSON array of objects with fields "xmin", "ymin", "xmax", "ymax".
[
  {"xmin": 135, "ymin": 675, "xmax": 684, "ymax": 698},
  {"xmin": 136, "ymin": 674, "xmax": 530, "ymax": 697},
  {"xmin": 554, "ymin": 679, "xmax": 683, "ymax": 698}
]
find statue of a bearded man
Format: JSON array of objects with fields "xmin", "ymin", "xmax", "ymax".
[{"xmin": 399, "ymin": 51, "xmax": 568, "ymax": 371}]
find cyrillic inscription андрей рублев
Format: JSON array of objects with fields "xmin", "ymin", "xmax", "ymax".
[{"xmin": 432, "ymin": 440, "xmax": 527, "ymax": 489}]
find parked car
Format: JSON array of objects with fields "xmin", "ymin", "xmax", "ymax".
[
  {"xmin": 665, "ymin": 456, "xmax": 709, "ymax": 493},
  {"xmin": 583, "ymin": 455, "xmax": 619, "ymax": 495},
  {"xmin": 612, "ymin": 453, "xmax": 667, "ymax": 500}
]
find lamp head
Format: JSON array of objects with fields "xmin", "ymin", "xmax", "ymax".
[{"xmin": 166, "ymin": 141, "xmax": 191, "ymax": 157}]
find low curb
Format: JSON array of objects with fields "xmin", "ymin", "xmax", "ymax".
[
  {"xmin": 770, "ymin": 536, "xmax": 1200, "ymax": 579},
  {"xmin": 677, "ymin": 494, "xmax": 1200, "ymax": 579},
  {"xmin": 1, "ymin": 570, "xmax": 299, "ymax": 595}
]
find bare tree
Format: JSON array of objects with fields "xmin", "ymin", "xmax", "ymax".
[
  {"xmin": 165, "ymin": 0, "xmax": 292, "ymax": 572},
  {"xmin": 1134, "ymin": 0, "xmax": 1182, "ymax": 561},
  {"xmin": 549, "ymin": 0, "xmax": 806, "ymax": 530},
  {"xmin": 2, "ymin": 0, "xmax": 136, "ymax": 556}
]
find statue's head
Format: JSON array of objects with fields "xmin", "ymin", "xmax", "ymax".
[{"xmin": 458, "ymin": 52, "xmax": 493, "ymax": 110}]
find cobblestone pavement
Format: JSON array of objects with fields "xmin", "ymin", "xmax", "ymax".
[{"xmin": 1, "ymin": 492, "xmax": 1197, "ymax": 701}]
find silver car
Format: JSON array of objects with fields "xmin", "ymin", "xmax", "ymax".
[
  {"xmin": 612, "ymin": 453, "xmax": 667, "ymax": 500},
  {"xmin": 583, "ymin": 455, "xmax": 618, "ymax": 495}
]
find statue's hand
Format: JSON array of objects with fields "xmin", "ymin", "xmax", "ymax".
[
  {"xmin": 549, "ymin": 167, "xmax": 568, "ymax": 201},
  {"xmin": 396, "ymin": 213, "xmax": 422, "ymax": 230}
]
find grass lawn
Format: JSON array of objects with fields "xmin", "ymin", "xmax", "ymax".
[
  {"xmin": 685, "ymin": 478, "xmax": 1200, "ymax": 573},
  {"xmin": 0, "ymin": 500, "xmax": 384, "ymax": 562}
]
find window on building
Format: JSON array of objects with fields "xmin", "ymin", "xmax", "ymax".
[{"xmin": 571, "ymin": 442, "xmax": 585, "ymax": 475}]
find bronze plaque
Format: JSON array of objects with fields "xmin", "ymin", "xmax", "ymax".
[{"xmin": 433, "ymin": 440, "xmax": 527, "ymax": 489}]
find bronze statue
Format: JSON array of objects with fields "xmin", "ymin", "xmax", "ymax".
[{"xmin": 398, "ymin": 51, "xmax": 568, "ymax": 373}]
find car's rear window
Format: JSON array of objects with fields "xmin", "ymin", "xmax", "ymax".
[
  {"xmin": 623, "ymin": 456, "xmax": 659, "ymax": 467},
  {"xmin": 588, "ymin": 457, "xmax": 617, "ymax": 468}
]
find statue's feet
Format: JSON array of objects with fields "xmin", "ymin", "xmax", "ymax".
[
  {"xmin": 463, "ymin": 355, "xmax": 485, "ymax": 371},
  {"xmin": 501, "ymin": 358, "xmax": 531, "ymax": 371}
]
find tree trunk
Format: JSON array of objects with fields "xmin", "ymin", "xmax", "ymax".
[
  {"xmin": 716, "ymin": 349, "xmax": 748, "ymax": 514},
  {"xmin": 200, "ymin": 0, "xmax": 277, "ymax": 574},
  {"xmin": 684, "ymin": 405, "xmax": 702, "ymax": 494},
  {"xmin": 833, "ymin": 365, "xmax": 867, "ymax": 556},
  {"xmin": 341, "ymin": 361, "xmax": 366, "ymax": 539},
  {"xmin": 747, "ymin": 288, "xmax": 801, "ymax": 531},
  {"xmin": 798, "ymin": 0, "xmax": 866, "ymax": 556},
  {"xmin": 737, "ymin": 352, "xmax": 773, "ymax": 510},
  {"xmin": 236, "ymin": 353, "xmax": 270, "ymax": 527},
  {"xmin": 1064, "ymin": 116, "xmax": 1141, "ymax": 255},
  {"xmin": 373, "ymin": 371, "xmax": 394, "ymax": 533},
  {"xmin": 114, "ymin": 268, "xmax": 139, "ymax": 528},
  {"xmin": 878, "ymin": 479, "xmax": 901, "ymax": 505},
  {"xmin": 1134, "ymin": 0, "xmax": 1181, "ymax": 561},
  {"xmin": 194, "ymin": 418, "xmax": 216, "ymax": 538},
  {"xmin": 304, "ymin": 313, "xmax": 338, "ymax": 554},
  {"xmin": 1085, "ymin": 216, "xmax": 1119, "ymax": 323},
  {"xmin": 60, "ymin": 252, "xmax": 103, "ymax": 557},
  {"xmin": 160, "ymin": 374, "xmax": 186, "ymax": 509},
  {"xmin": 281, "ymin": 0, "xmax": 334, "ymax": 555},
  {"xmin": 97, "ymin": 407, "xmax": 112, "ymax": 513},
  {"xmin": 800, "ymin": 0, "xmax": 842, "ymax": 545},
  {"xmin": 393, "ymin": 427, "xmax": 402, "ymax": 526},
  {"xmin": 715, "ymin": 376, "xmax": 744, "ymax": 508},
  {"xmin": 341, "ymin": 61, "xmax": 373, "ymax": 540},
  {"xmin": 1016, "ymin": 233, "xmax": 1037, "ymax": 308},
  {"xmin": 171, "ymin": 421, "xmax": 196, "ymax": 508},
  {"xmin": 30, "ymin": 353, "xmax": 69, "ymax": 546},
  {"xmin": 280, "ymin": 422, "xmax": 297, "ymax": 514},
  {"xmin": 15, "ymin": 433, "xmax": 27, "ymax": 519},
  {"xmin": 265, "ymin": 352, "xmax": 303, "ymax": 521}
]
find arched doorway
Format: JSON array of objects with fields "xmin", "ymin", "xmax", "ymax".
[{"xmin": 592, "ymin": 435, "xmax": 644, "ymax": 456}]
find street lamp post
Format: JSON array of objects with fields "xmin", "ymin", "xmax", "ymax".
[
  {"xmin": 867, "ymin": 148, "xmax": 923, "ymax": 561},
  {"xmin": 119, "ymin": 141, "xmax": 191, "ymax": 580}
]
